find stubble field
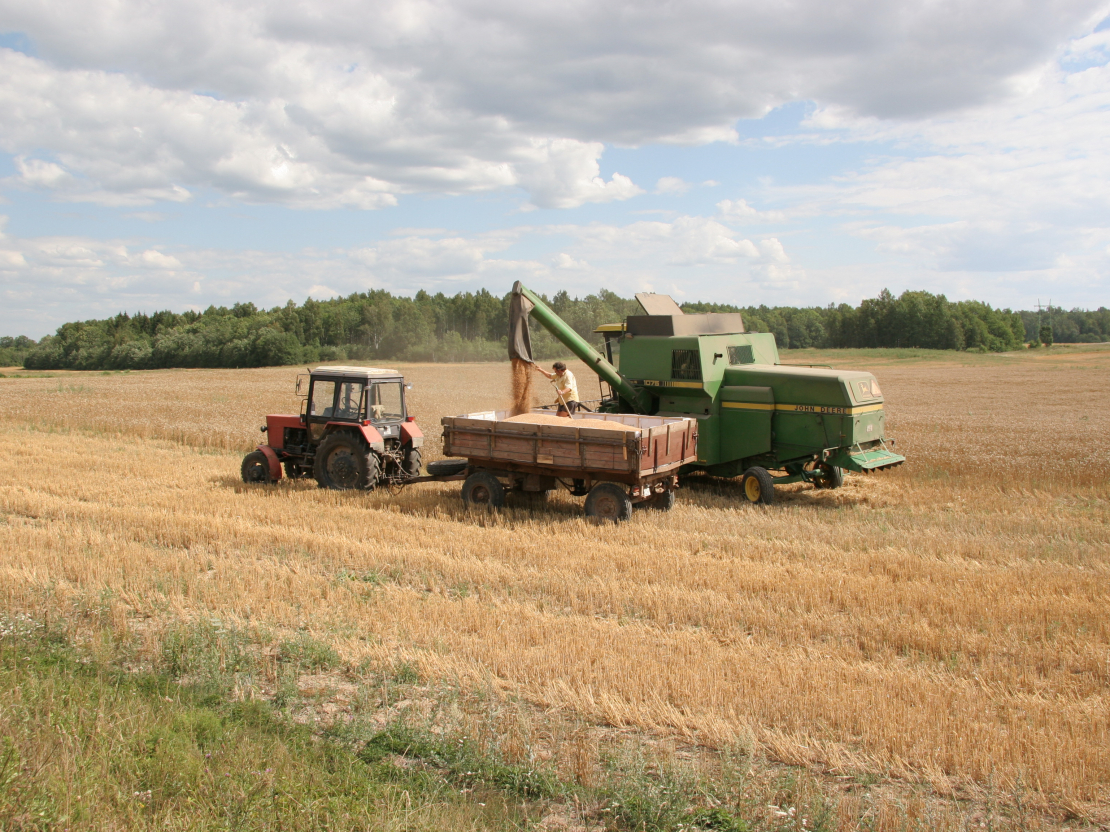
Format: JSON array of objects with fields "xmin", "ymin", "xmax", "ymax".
[{"xmin": 1, "ymin": 346, "xmax": 1108, "ymax": 830}]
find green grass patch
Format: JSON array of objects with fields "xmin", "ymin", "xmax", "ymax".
[{"xmin": 0, "ymin": 621, "xmax": 527, "ymax": 831}]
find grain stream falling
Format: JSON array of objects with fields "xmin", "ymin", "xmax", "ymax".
[
  {"xmin": 1, "ymin": 349, "xmax": 1109, "ymax": 823},
  {"xmin": 509, "ymin": 357, "xmax": 535, "ymax": 415}
]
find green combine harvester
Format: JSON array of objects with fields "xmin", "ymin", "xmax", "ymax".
[{"xmin": 510, "ymin": 281, "xmax": 904, "ymax": 504}]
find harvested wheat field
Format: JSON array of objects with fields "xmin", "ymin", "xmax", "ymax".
[{"xmin": 1, "ymin": 346, "xmax": 1109, "ymax": 830}]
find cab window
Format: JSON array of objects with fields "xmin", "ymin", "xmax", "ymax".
[
  {"xmin": 369, "ymin": 382, "xmax": 404, "ymax": 422},
  {"xmin": 334, "ymin": 382, "xmax": 366, "ymax": 419},
  {"xmin": 309, "ymin": 380, "xmax": 336, "ymax": 417}
]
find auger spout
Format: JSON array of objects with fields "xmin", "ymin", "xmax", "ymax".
[{"xmin": 510, "ymin": 281, "xmax": 652, "ymax": 413}]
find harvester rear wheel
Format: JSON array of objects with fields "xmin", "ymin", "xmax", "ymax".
[
  {"xmin": 806, "ymin": 461, "xmax": 844, "ymax": 489},
  {"xmin": 740, "ymin": 467, "xmax": 774, "ymax": 505},
  {"xmin": 584, "ymin": 482, "xmax": 633, "ymax": 522},
  {"xmin": 313, "ymin": 432, "xmax": 379, "ymax": 490},
  {"xmin": 462, "ymin": 471, "xmax": 505, "ymax": 508},
  {"xmin": 241, "ymin": 450, "xmax": 274, "ymax": 484}
]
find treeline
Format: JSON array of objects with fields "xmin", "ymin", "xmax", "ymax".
[
  {"xmin": 0, "ymin": 336, "xmax": 37, "ymax": 367},
  {"xmin": 682, "ymin": 290, "xmax": 1102, "ymax": 351},
  {"xmin": 13, "ymin": 288, "xmax": 1110, "ymax": 371}
]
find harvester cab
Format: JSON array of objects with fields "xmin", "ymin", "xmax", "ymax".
[
  {"xmin": 510, "ymin": 281, "xmax": 905, "ymax": 504},
  {"xmin": 241, "ymin": 366, "xmax": 424, "ymax": 490}
]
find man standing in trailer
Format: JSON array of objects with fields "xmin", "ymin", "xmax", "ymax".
[{"xmin": 535, "ymin": 361, "xmax": 579, "ymax": 416}]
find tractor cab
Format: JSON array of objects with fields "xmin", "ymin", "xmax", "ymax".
[{"xmin": 301, "ymin": 366, "xmax": 409, "ymax": 440}]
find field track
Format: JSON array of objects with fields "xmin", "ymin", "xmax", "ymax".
[{"xmin": 2, "ymin": 346, "xmax": 1109, "ymax": 826}]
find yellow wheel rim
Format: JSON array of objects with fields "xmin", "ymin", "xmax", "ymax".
[{"xmin": 744, "ymin": 476, "xmax": 761, "ymax": 502}]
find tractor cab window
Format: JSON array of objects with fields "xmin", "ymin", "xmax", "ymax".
[
  {"xmin": 309, "ymin": 380, "xmax": 337, "ymax": 418},
  {"xmin": 334, "ymin": 381, "xmax": 366, "ymax": 419},
  {"xmin": 368, "ymin": 381, "xmax": 404, "ymax": 422}
]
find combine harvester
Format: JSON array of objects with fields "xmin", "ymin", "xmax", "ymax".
[{"xmin": 507, "ymin": 281, "xmax": 904, "ymax": 504}]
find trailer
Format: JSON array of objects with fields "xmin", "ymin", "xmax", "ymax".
[{"xmin": 437, "ymin": 410, "xmax": 698, "ymax": 521}]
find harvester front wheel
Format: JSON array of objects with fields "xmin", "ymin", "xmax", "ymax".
[
  {"xmin": 806, "ymin": 461, "xmax": 844, "ymax": 490},
  {"xmin": 585, "ymin": 482, "xmax": 633, "ymax": 522},
  {"xmin": 241, "ymin": 450, "xmax": 274, "ymax": 484},
  {"xmin": 741, "ymin": 467, "xmax": 775, "ymax": 505},
  {"xmin": 462, "ymin": 471, "xmax": 505, "ymax": 508},
  {"xmin": 313, "ymin": 433, "xmax": 379, "ymax": 490}
]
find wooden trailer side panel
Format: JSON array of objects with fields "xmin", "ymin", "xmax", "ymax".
[
  {"xmin": 442, "ymin": 418, "xmax": 639, "ymax": 473},
  {"xmin": 638, "ymin": 419, "xmax": 698, "ymax": 475},
  {"xmin": 442, "ymin": 414, "xmax": 697, "ymax": 478}
]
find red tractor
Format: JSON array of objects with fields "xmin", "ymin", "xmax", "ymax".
[{"xmin": 241, "ymin": 366, "xmax": 423, "ymax": 490}]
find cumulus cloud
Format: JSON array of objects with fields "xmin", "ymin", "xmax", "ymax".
[
  {"xmin": 552, "ymin": 252, "xmax": 588, "ymax": 270},
  {"xmin": 778, "ymin": 36, "xmax": 1110, "ymax": 284},
  {"xmin": 716, "ymin": 198, "xmax": 787, "ymax": 224},
  {"xmin": 1, "ymin": 0, "xmax": 1104, "ymax": 211},
  {"xmin": 655, "ymin": 177, "xmax": 692, "ymax": 195}
]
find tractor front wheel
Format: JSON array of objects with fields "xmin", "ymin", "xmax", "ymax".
[
  {"xmin": 740, "ymin": 467, "xmax": 775, "ymax": 505},
  {"xmin": 461, "ymin": 471, "xmax": 505, "ymax": 508},
  {"xmin": 584, "ymin": 482, "xmax": 633, "ymax": 522},
  {"xmin": 313, "ymin": 433, "xmax": 380, "ymax": 490},
  {"xmin": 241, "ymin": 450, "xmax": 274, "ymax": 484},
  {"xmin": 805, "ymin": 461, "xmax": 844, "ymax": 490}
]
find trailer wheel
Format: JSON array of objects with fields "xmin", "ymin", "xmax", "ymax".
[
  {"xmin": 403, "ymin": 447, "xmax": 422, "ymax": 478},
  {"xmin": 806, "ymin": 461, "xmax": 844, "ymax": 490},
  {"xmin": 585, "ymin": 482, "xmax": 633, "ymax": 522},
  {"xmin": 462, "ymin": 471, "xmax": 505, "ymax": 508},
  {"xmin": 314, "ymin": 432, "xmax": 379, "ymax": 490},
  {"xmin": 740, "ymin": 467, "xmax": 775, "ymax": 505},
  {"xmin": 426, "ymin": 458, "xmax": 468, "ymax": 477},
  {"xmin": 640, "ymin": 489, "xmax": 676, "ymax": 511},
  {"xmin": 241, "ymin": 450, "xmax": 274, "ymax": 484}
]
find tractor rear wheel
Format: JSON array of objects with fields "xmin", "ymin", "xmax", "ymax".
[
  {"xmin": 584, "ymin": 482, "xmax": 633, "ymax": 522},
  {"xmin": 740, "ymin": 467, "xmax": 775, "ymax": 505},
  {"xmin": 402, "ymin": 447, "xmax": 422, "ymax": 478},
  {"xmin": 806, "ymin": 461, "xmax": 844, "ymax": 490},
  {"xmin": 241, "ymin": 450, "xmax": 274, "ymax": 484},
  {"xmin": 461, "ymin": 470, "xmax": 504, "ymax": 508},
  {"xmin": 313, "ymin": 432, "xmax": 379, "ymax": 490}
]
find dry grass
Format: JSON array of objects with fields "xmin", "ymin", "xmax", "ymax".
[{"xmin": 2, "ymin": 348, "xmax": 1109, "ymax": 828}]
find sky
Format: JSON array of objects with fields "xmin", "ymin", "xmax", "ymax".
[{"xmin": 1, "ymin": 0, "xmax": 1109, "ymax": 338}]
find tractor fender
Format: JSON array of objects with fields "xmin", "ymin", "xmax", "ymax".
[
  {"xmin": 400, "ymin": 421, "xmax": 424, "ymax": 448},
  {"xmin": 256, "ymin": 445, "xmax": 284, "ymax": 481},
  {"xmin": 326, "ymin": 422, "xmax": 386, "ymax": 452}
]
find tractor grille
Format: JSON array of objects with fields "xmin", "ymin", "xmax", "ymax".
[
  {"xmin": 727, "ymin": 345, "xmax": 755, "ymax": 365},
  {"xmin": 671, "ymin": 349, "xmax": 702, "ymax": 380}
]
